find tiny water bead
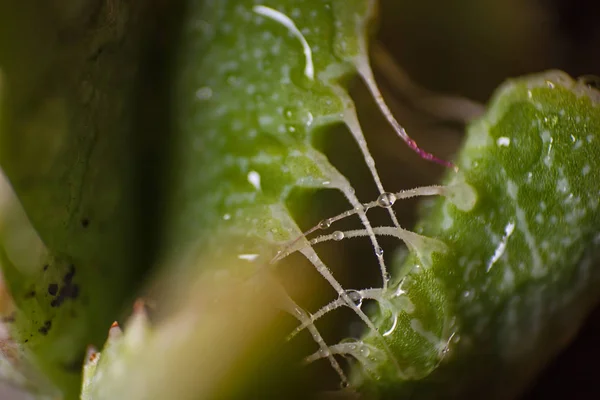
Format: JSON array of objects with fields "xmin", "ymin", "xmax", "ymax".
[
  {"xmin": 332, "ymin": 231, "xmax": 344, "ymax": 241},
  {"xmin": 359, "ymin": 345, "xmax": 371, "ymax": 357},
  {"xmin": 376, "ymin": 192, "xmax": 396, "ymax": 208},
  {"xmin": 375, "ymin": 246, "xmax": 384, "ymax": 257},
  {"xmin": 318, "ymin": 218, "xmax": 332, "ymax": 229},
  {"xmin": 344, "ymin": 289, "xmax": 363, "ymax": 308},
  {"xmin": 384, "ymin": 272, "xmax": 391, "ymax": 283}
]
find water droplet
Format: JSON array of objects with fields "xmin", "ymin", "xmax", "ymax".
[
  {"xmin": 318, "ymin": 219, "xmax": 332, "ymax": 229},
  {"xmin": 359, "ymin": 346, "xmax": 370, "ymax": 357},
  {"xmin": 383, "ymin": 272, "xmax": 391, "ymax": 282},
  {"xmin": 375, "ymin": 247, "xmax": 384, "ymax": 257},
  {"xmin": 377, "ymin": 192, "xmax": 396, "ymax": 208},
  {"xmin": 332, "ymin": 231, "xmax": 344, "ymax": 241},
  {"xmin": 344, "ymin": 289, "xmax": 363, "ymax": 308},
  {"xmin": 309, "ymin": 239, "xmax": 318, "ymax": 245},
  {"xmin": 340, "ymin": 381, "xmax": 350, "ymax": 389}
]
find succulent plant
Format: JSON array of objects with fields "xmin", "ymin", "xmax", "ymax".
[{"xmin": 0, "ymin": 1, "xmax": 599, "ymax": 399}]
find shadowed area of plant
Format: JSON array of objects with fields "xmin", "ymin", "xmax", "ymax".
[{"xmin": 0, "ymin": 0, "xmax": 158, "ymax": 397}]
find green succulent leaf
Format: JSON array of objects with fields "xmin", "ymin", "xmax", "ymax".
[
  {"xmin": 356, "ymin": 72, "xmax": 600, "ymax": 399},
  {"xmin": 165, "ymin": 0, "xmax": 380, "ymax": 265}
]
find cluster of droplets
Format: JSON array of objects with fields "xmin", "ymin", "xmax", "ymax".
[
  {"xmin": 275, "ymin": 180, "xmax": 464, "ymax": 385},
  {"xmin": 309, "ymin": 193, "xmax": 397, "ymax": 254}
]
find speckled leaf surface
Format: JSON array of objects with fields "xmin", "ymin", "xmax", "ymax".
[{"xmin": 165, "ymin": 0, "xmax": 378, "ymax": 266}]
